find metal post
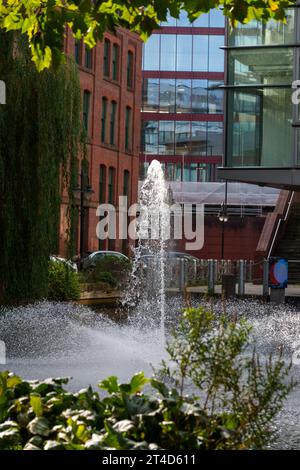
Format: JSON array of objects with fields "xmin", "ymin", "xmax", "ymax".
[
  {"xmin": 208, "ymin": 259, "xmax": 215, "ymax": 294},
  {"xmin": 238, "ymin": 259, "xmax": 245, "ymax": 296},
  {"xmin": 263, "ymin": 259, "xmax": 269, "ymax": 298},
  {"xmin": 179, "ymin": 258, "xmax": 185, "ymax": 292},
  {"xmin": 80, "ymin": 169, "xmax": 85, "ymax": 258}
]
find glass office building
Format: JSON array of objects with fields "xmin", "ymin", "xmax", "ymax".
[
  {"xmin": 140, "ymin": 10, "xmax": 225, "ymax": 182},
  {"xmin": 218, "ymin": 8, "xmax": 300, "ymax": 188}
]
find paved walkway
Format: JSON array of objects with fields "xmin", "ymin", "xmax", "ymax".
[{"xmin": 167, "ymin": 283, "xmax": 300, "ymax": 297}]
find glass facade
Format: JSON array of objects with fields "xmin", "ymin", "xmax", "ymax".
[
  {"xmin": 142, "ymin": 120, "xmax": 223, "ymax": 156},
  {"xmin": 226, "ymin": 10, "xmax": 297, "ymax": 169},
  {"xmin": 143, "ymin": 34, "xmax": 224, "ymax": 72},
  {"xmin": 143, "ymin": 78, "xmax": 223, "ymax": 114},
  {"xmin": 141, "ymin": 9, "xmax": 225, "ymax": 181}
]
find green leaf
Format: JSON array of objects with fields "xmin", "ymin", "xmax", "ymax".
[
  {"xmin": 27, "ymin": 417, "xmax": 50, "ymax": 437},
  {"xmin": 30, "ymin": 394, "xmax": 43, "ymax": 417},
  {"xmin": 98, "ymin": 376, "xmax": 120, "ymax": 394},
  {"xmin": 129, "ymin": 372, "xmax": 149, "ymax": 394}
]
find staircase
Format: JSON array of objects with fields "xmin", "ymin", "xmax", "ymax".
[{"xmin": 274, "ymin": 202, "xmax": 300, "ymax": 283}]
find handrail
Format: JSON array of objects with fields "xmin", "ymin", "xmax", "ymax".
[
  {"xmin": 267, "ymin": 191, "xmax": 294, "ymax": 259},
  {"xmin": 256, "ymin": 190, "xmax": 294, "ymax": 259}
]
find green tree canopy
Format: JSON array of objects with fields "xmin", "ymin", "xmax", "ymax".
[{"xmin": 0, "ymin": 0, "xmax": 294, "ymax": 71}]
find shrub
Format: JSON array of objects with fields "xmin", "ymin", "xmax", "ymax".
[
  {"xmin": 48, "ymin": 259, "xmax": 80, "ymax": 301},
  {"xmin": 0, "ymin": 307, "xmax": 294, "ymax": 450},
  {"xmin": 81, "ymin": 256, "xmax": 131, "ymax": 287}
]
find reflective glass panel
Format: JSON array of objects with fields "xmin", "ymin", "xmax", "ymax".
[
  {"xmin": 175, "ymin": 121, "xmax": 191, "ymax": 155},
  {"xmin": 208, "ymin": 81, "xmax": 223, "ymax": 114},
  {"xmin": 160, "ymin": 12, "xmax": 176, "ymax": 26},
  {"xmin": 160, "ymin": 34, "xmax": 176, "ymax": 70},
  {"xmin": 191, "ymin": 80, "xmax": 207, "ymax": 113},
  {"xmin": 143, "ymin": 121, "xmax": 159, "ymax": 154},
  {"xmin": 177, "ymin": 35, "xmax": 193, "ymax": 71},
  {"xmin": 207, "ymin": 122, "xmax": 223, "ymax": 155},
  {"xmin": 227, "ymin": 88, "xmax": 292, "ymax": 167},
  {"xmin": 191, "ymin": 121, "xmax": 207, "ymax": 155},
  {"xmin": 193, "ymin": 35, "xmax": 208, "ymax": 71},
  {"xmin": 228, "ymin": 9, "xmax": 295, "ymax": 46},
  {"xmin": 208, "ymin": 35, "xmax": 224, "ymax": 72},
  {"xmin": 193, "ymin": 13, "xmax": 209, "ymax": 27},
  {"xmin": 176, "ymin": 80, "xmax": 192, "ymax": 113},
  {"xmin": 209, "ymin": 9, "xmax": 225, "ymax": 27},
  {"xmin": 228, "ymin": 48, "xmax": 293, "ymax": 85},
  {"xmin": 159, "ymin": 121, "xmax": 175, "ymax": 155},
  {"xmin": 160, "ymin": 79, "xmax": 176, "ymax": 112},
  {"xmin": 177, "ymin": 11, "xmax": 190, "ymax": 26},
  {"xmin": 142, "ymin": 78, "xmax": 159, "ymax": 112},
  {"xmin": 143, "ymin": 35, "xmax": 160, "ymax": 70}
]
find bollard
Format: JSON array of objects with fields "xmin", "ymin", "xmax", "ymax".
[
  {"xmin": 179, "ymin": 258, "xmax": 185, "ymax": 292},
  {"xmin": 208, "ymin": 259, "xmax": 215, "ymax": 294},
  {"xmin": 238, "ymin": 260, "xmax": 245, "ymax": 296},
  {"xmin": 193, "ymin": 259, "xmax": 197, "ymax": 283},
  {"xmin": 222, "ymin": 274, "xmax": 236, "ymax": 298},
  {"xmin": 263, "ymin": 259, "xmax": 269, "ymax": 298}
]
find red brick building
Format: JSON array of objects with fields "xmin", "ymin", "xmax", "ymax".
[{"xmin": 59, "ymin": 29, "xmax": 142, "ymax": 256}]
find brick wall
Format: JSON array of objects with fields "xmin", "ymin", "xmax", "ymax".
[{"xmin": 59, "ymin": 29, "xmax": 142, "ymax": 256}]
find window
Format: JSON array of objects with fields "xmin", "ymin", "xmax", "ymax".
[
  {"xmin": 176, "ymin": 80, "xmax": 192, "ymax": 113},
  {"xmin": 159, "ymin": 121, "xmax": 175, "ymax": 155},
  {"xmin": 83, "ymin": 90, "xmax": 91, "ymax": 134},
  {"xmin": 193, "ymin": 35, "xmax": 209, "ymax": 72},
  {"xmin": 143, "ymin": 35, "xmax": 160, "ymax": 70},
  {"xmin": 142, "ymin": 121, "xmax": 159, "ymax": 154},
  {"xmin": 112, "ymin": 44, "xmax": 119, "ymax": 80},
  {"xmin": 101, "ymin": 97, "xmax": 108, "ymax": 143},
  {"xmin": 142, "ymin": 78, "xmax": 159, "ymax": 112},
  {"xmin": 159, "ymin": 79, "xmax": 175, "ymax": 112},
  {"xmin": 227, "ymin": 89, "xmax": 291, "ymax": 167},
  {"xmin": 103, "ymin": 39, "xmax": 110, "ymax": 77},
  {"xmin": 85, "ymin": 46, "xmax": 92, "ymax": 69},
  {"xmin": 191, "ymin": 80, "xmax": 208, "ymax": 113},
  {"xmin": 209, "ymin": 9, "xmax": 225, "ymax": 27},
  {"xmin": 207, "ymin": 122, "xmax": 223, "ymax": 156},
  {"xmin": 176, "ymin": 35, "xmax": 192, "ymax": 71},
  {"xmin": 160, "ymin": 34, "xmax": 176, "ymax": 71},
  {"xmin": 108, "ymin": 167, "xmax": 115, "ymax": 204},
  {"xmin": 208, "ymin": 81, "xmax": 224, "ymax": 114},
  {"xmin": 110, "ymin": 101, "xmax": 117, "ymax": 145},
  {"xmin": 208, "ymin": 35, "xmax": 224, "ymax": 72},
  {"xmin": 228, "ymin": 48, "xmax": 293, "ymax": 86},
  {"xmin": 123, "ymin": 170, "xmax": 130, "ymax": 197},
  {"xmin": 99, "ymin": 165, "xmax": 106, "ymax": 203},
  {"xmin": 175, "ymin": 121, "xmax": 190, "ymax": 155},
  {"xmin": 75, "ymin": 40, "xmax": 81, "ymax": 65},
  {"xmin": 127, "ymin": 51, "xmax": 134, "ymax": 88},
  {"xmin": 191, "ymin": 121, "xmax": 207, "ymax": 156},
  {"xmin": 193, "ymin": 13, "xmax": 209, "ymax": 27},
  {"xmin": 125, "ymin": 106, "xmax": 132, "ymax": 151}
]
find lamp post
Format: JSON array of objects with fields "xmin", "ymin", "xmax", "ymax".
[
  {"xmin": 218, "ymin": 181, "xmax": 228, "ymax": 260},
  {"xmin": 73, "ymin": 169, "xmax": 94, "ymax": 259}
]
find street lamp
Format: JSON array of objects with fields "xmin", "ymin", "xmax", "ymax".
[
  {"xmin": 218, "ymin": 181, "xmax": 229, "ymax": 260},
  {"xmin": 73, "ymin": 169, "xmax": 94, "ymax": 258}
]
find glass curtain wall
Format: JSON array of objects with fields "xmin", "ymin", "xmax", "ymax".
[{"xmin": 226, "ymin": 9, "xmax": 296, "ymax": 168}]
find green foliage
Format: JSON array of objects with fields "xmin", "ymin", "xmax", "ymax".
[
  {"xmin": 0, "ymin": 32, "xmax": 82, "ymax": 304},
  {"xmin": 0, "ymin": 1, "xmax": 293, "ymax": 70},
  {"xmin": 0, "ymin": 307, "xmax": 294, "ymax": 450},
  {"xmin": 81, "ymin": 255, "xmax": 131, "ymax": 288},
  {"xmin": 48, "ymin": 259, "xmax": 80, "ymax": 301}
]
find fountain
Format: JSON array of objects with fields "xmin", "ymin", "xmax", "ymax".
[{"xmin": 2, "ymin": 161, "xmax": 300, "ymax": 447}]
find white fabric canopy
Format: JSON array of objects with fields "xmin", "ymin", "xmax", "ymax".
[{"xmin": 139, "ymin": 181, "xmax": 279, "ymax": 206}]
